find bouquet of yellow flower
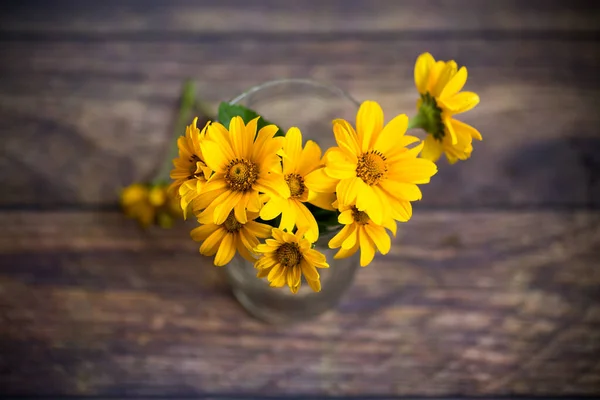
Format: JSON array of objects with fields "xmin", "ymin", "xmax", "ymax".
[{"xmin": 122, "ymin": 53, "xmax": 481, "ymax": 295}]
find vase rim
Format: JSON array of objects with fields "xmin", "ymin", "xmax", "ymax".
[{"xmin": 228, "ymin": 78, "xmax": 359, "ymax": 107}]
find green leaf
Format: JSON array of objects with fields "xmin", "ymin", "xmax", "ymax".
[{"xmin": 218, "ymin": 102, "xmax": 282, "ymax": 136}]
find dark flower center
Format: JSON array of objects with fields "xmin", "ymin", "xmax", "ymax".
[
  {"xmin": 223, "ymin": 211, "xmax": 242, "ymax": 232},
  {"xmin": 356, "ymin": 150, "xmax": 387, "ymax": 185},
  {"xmin": 225, "ymin": 158, "xmax": 258, "ymax": 192},
  {"xmin": 285, "ymin": 173, "xmax": 306, "ymax": 198},
  {"xmin": 351, "ymin": 206, "xmax": 370, "ymax": 225},
  {"xmin": 276, "ymin": 242, "xmax": 302, "ymax": 267}
]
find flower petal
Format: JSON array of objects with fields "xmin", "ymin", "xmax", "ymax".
[
  {"xmin": 307, "ymin": 191, "xmax": 336, "ymax": 211},
  {"xmin": 214, "ymin": 233, "xmax": 236, "ymax": 266},
  {"xmin": 283, "ymin": 127, "xmax": 303, "ymax": 174},
  {"xmin": 338, "ymin": 209, "xmax": 354, "ymax": 225},
  {"xmin": 294, "ymin": 201, "xmax": 320, "ymax": 243},
  {"xmin": 373, "ymin": 114, "xmax": 409, "ymax": 155},
  {"xmin": 432, "ymin": 61, "xmax": 457, "ymax": 97},
  {"xmin": 336, "ymin": 177, "xmax": 360, "ymax": 207},
  {"xmin": 256, "ymin": 175, "xmax": 291, "ymax": 199},
  {"xmin": 452, "ymin": 118, "xmax": 482, "ymax": 141},
  {"xmin": 245, "ymin": 220, "xmax": 273, "ymax": 238},
  {"xmin": 305, "ymin": 168, "xmax": 338, "ymax": 194},
  {"xmin": 439, "ymin": 92, "xmax": 480, "ymax": 114},
  {"xmin": 199, "ymin": 227, "xmax": 227, "ymax": 257},
  {"xmin": 213, "ymin": 191, "xmax": 243, "ymax": 225},
  {"xmin": 200, "ymin": 140, "xmax": 230, "ymax": 172},
  {"xmin": 229, "ymin": 116, "xmax": 250, "ymax": 159},
  {"xmin": 296, "ymin": 140, "xmax": 323, "ymax": 176},
  {"xmin": 365, "ymin": 224, "xmax": 391, "ymax": 255},
  {"xmin": 444, "ymin": 115, "xmax": 458, "ymax": 145},
  {"xmin": 414, "ymin": 52, "xmax": 435, "ymax": 94},
  {"xmin": 332, "ymin": 119, "xmax": 361, "ymax": 158},
  {"xmin": 380, "ymin": 180, "xmax": 422, "ymax": 201},
  {"xmin": 388, "ymin": 158, "xmax": 438, "ymax": 184},
  {"xmin": 190, "ymin": 223, "xmax": 220, "ymax": 242},
  {"xmin": 356, "ymin": 101, "xmax": 384, "ymax": 152},
  {"xmin": 329, "ymin": 224, "xmax": 353, "ymax": 249},
  {"xmin": 440, "ymin": 66, "xmax": 468, "ymax": 99},
  {"xmin": 341, "ymin": 223, "xmax": 358, "ymax": 249},
  {"xmin": 420, "ymin": 135, "xmax": 444, "ymax": 162},
  {"xmin": 260, "ymin": 197, "xmax": 283, "ymax": 221},
  {"xmin": 358, "ymin": 227, "xmax": 376, "ymax": 267}
]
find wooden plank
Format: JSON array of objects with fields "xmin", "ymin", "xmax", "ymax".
[
  {"xmin": 1, "ymin": 0, "xmax": 599, "ymax": 35},
  {"xmin": 0, "ymin": 38, "xmax": 598, "ymax": 208},
  {"xmin": 0, "ymin": 211, "xmax": 599, "ymax": 395}
]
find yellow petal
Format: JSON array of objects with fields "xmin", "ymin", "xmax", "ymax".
[
  {"xmin": 245, "ymin": 220, "xmax": 273, "ymax": 238},
  {"xmin": 190, "ymin": 223, "xmax": 220, "ymax": 242},
  {"xmin": 373, "ymin": 114, "xmax": 409, "ymax": 155},
  {"xmin": 432, "ymin": 61, "xmax": 457, "ymax": 97},
  {"xmin": 444, "ymin": 115, "xmax": 458, "ymax": 145},
  {"xmin": 358, "ymin": 227, "xmax": 376, "ymax": 267},
  {"xmin": 294, "ymin": 201, "xmax": 319, "ymax": 243},
  {"xmin": 283, "ymin": 127, "xmax": 303, "ymax": 174},
  {"xmin": 279, "ymin": 200, "xmax": 296, "ymax": 232},
  {"xmin": 332, "ymin": 119, "xmax": 361, "ymax": 157},
  {"xmin": 199, "ymin": 227, "xmax": 227, "ymax": 257},
  {"xmin": 260, "ymin": 197, "xmax": 283, "ymax": 221},
  {"xmin": 214, "ymin": 233, "xmax": 236, "ymax": 266},
  {"xmin": 336, "ymin": 177, "xmax": 360, "ymax": 207},
  {"xmin": 213, "ymin": 191, "xmax": 243, "ymax": 225},
  {"xmin": 452, "ymin": 118, "xmax": 482, "ymax": 141},
  {"xmin": 305, "ymin": 168, "xmax": 338, "ymax": 194},
  {"xmin": 365, "ymin": 224, "xmax": 391, "ymax": 255},
  {"xmin": 426, "ymin": 61, "xmax": 446, "ymax": 94},
  {"xmin": 256, "ymin": 175, "xmax": 291, "ymax": 199},
  {"xmin": 229, "ymin": 116, "xmax": 250, "ymax": 159},
  {"xmin": 268, "ymin": 263, "xmax": 283, "ymax": 282},
  {"xmin": 380, "ymin": 180, "xmax": 422, "ymax": 201},
  {"xmin": 338, "ymin": 209, "xmax": 354, "ymax": 225},
  {"xmin": 200, "ymin": 140, "xmax": 230, "ymax": 173},
  {"xmin": 324, "ymin": 149, "xmax": 357, "ymax": 180},
  {"xmin": 388, "ymin": 158, "xmax": 438, "ymax": 184},
  {"xmin": 251, "ymin": 124, "xmax": 279, "ymax": 161},
  {"xmin": 329, "ymin": 224, "xmax": 353, "ymax": 249},
  {"xmin": 414, "ymin": 52, "xmax": 435, "ymax": 94},
  {"xmin": 234, "ymin": 194, "xmax": 249, "ymax": 224},
  {"xmin": 296, "ymin": 140, "xmax": 323, "ymax": 176},
  {"xmin": 355, "ymin": 181, "xmax": 383, "ymax": 225},
  {"xmin": 420, "ymin": 135, "xmax": 444, "ymax": 162},
  {"xmin": 382, "ymin": 218, "xmax": 397, "ymax": 237},
  {"xmin": 356, "ymin": 101, "xmax": 384, "ymax": 152},
  {"xmin": 341, "ymin": 223, "xmax": 358, "ymax": 249},
  {"xmin": 439, "ymin": 92, "xmax": 480, "ymax": 114},
  {"xmin": 236, "ymin": 234, "xmax": 257, "ymax": 263},
  {"xmin": 206, "ymin": 123, "xmax": 236, "ymax": 161},
  {"xmin": 307, "ymin": 191, "xmax": 336, "ymax": 211},
  {"xmin": 334, "ymin": 241, "xmax": 359, "ymax": 260},
  {"xmin": 440, "ymin": 66, "xmax": 467, "ymax": 99},
  {"xmin": 306, "ymin": 276, "xmax": 321, "ymax": 292},
  {"xmin": 288, "ymin": 266, "xmax": 302, "ymax": 288},
  {"xmin": 300, "ymin": 258, "xmax": 320, "ymax": 281}
]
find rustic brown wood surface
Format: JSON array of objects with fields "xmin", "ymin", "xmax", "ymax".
[{"xmin": 0, "ymin": 0, "xmax": 599, "ymax": 397}]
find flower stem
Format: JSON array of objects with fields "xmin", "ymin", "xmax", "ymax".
[
  {"xmin": 153, "ymin": 80, "xmax": 197, "ymax": 185},
  {"xmin": 408, "ymin": 113, "xmax": 425, "ymax": 130}
]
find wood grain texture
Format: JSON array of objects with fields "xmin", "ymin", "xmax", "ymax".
[
  {"xmin": 1, "ymin": 211, "xmax": 599, "ymax": 396},
  {"xmin": 0, "ymin": 38, "xmax": 598, "ymax": 208},
  {"xmin": 2, "ymin": 0, "xmax": 599, "ymax": 34}
]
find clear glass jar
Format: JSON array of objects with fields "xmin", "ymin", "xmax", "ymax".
[{"xmin": 225, "ymin": 79, "xmax": 360, "ymax": 324}]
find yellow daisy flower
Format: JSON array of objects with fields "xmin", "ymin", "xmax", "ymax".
[
  {"xmin": 191, "ymin": 211, "xmax": 272, "ymax": 266},
  {"xmin": 413, "ymin": 52, "xmax": 482, "ymax": 164},
  {"xmin": 254, "ymin": 228, "xmax": 329, "ymax": 293},
  {"xmin": 195, "ymin": 116, "xmax": 291, "ymax": 225},
  {"xmin": 169, "ymin": 117, "xmax": 212, "ymax": 217},
  {"xmin": 315, "ymin": 100, "xmax": 438, "ymax": 225},
  {"xmin": 259, "ymin": 127, "xmax": 331, "ymax": 243},
  {"xmin": 120, "ymin": 183, "xmax": 182, "ymax": 228},
  {"xmin": 329, "ymin": 203, "xmax": 396, "ymax": 267}
]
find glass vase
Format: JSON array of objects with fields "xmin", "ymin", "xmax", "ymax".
[{"xmin": 224, "ymin": 79, "xmax": 360, "ymax": 324}]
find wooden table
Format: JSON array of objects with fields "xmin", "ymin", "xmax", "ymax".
[{"xmin": 1, "ymin": 1, "xmax": 599, "ymax": 397}]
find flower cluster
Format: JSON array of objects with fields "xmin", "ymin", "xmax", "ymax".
[
  {"xmin": 120, "ymin": 183, "xmax": 182, "ymax": 228},
  {"xmin": 124, "ymin": 52, "xmax": 482, "ymax": 294}
]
